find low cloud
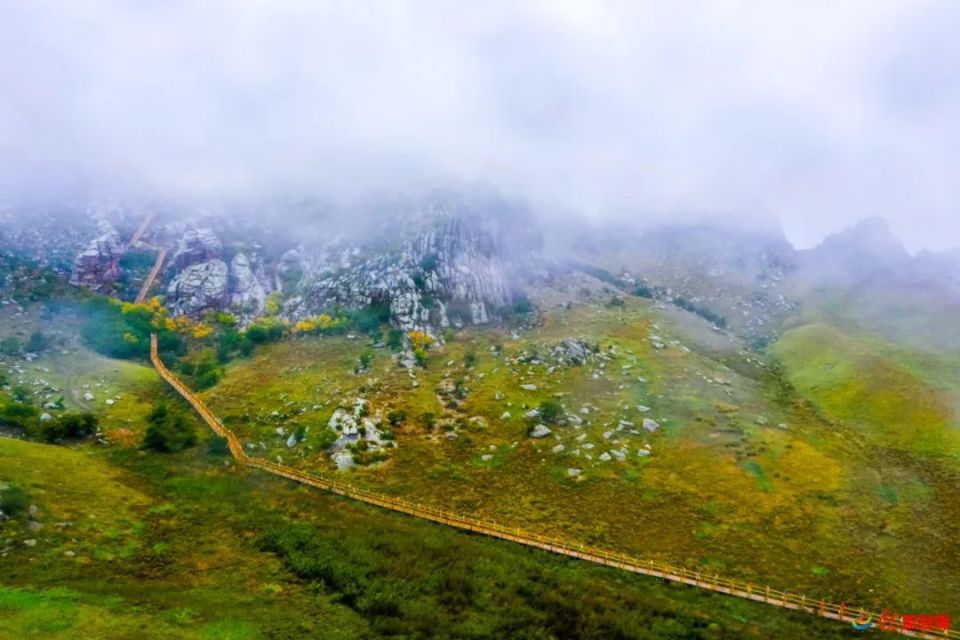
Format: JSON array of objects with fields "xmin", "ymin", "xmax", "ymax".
[{"xmin": 1, "ymin": 0, "xmax": 958, "ymax": 250}]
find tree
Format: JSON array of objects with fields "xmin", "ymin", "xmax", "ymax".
[{"xmin": 143, "ymin": 403, "xmax": 197, "ymax": 453}]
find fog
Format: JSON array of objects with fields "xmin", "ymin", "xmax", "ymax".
[{"xmin": 1, "ymin": 1, "xmax": 959, "ymax": 251}]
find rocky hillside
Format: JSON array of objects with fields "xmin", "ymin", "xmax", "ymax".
[
  {"xmin": 51, "ymin": 193, "xmax": 960, "ymax": 345},
  {"xmin": 63, "ymin": 192, "xmax": 545, "ymax": 336}
]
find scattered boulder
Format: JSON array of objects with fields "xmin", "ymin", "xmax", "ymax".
[
  {"xmin": 332, "ymin": 450, "xmax": 354, "ymax": 470},
  {"xmin": 529, "ymin": 424, "xmax": 552, "ymax": 438},
  {"xmin": 642, "ymin": 418, "xmax": 661, "ymax": 432}
]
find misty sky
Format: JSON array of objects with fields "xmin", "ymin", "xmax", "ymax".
[{"xmin": 1, "ymin": 1, "xmax": 958, "ymax": 251}]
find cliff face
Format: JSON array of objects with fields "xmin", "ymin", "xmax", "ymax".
[
  {"xmin": 280, "ymin": 197, "xmax": 542, "ymax": 335},
  {"xmin": 60, "ymin": 191, "xmax": 541, "ymax": 334},
  {"xmin": 165, "ymin": 225, "xmax": 273, "ymax": 323}
]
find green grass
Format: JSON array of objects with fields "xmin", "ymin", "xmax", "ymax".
[
  {"xmin": 198, "ymin": 289, "xmax": 960, "ymax": 614},
  {"xmin": 3, "ymin": 289, "xmax": 960, "ymax": 636}
]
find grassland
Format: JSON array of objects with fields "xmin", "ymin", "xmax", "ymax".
[
  {"xmin": 1, "ymin": 408, "xmax": 860, "ymax": 639},
  {"xmin": 3, "ymin": 285, "xmax": 957, "ymax": 637},
  {"xmin": 198, "ymin": 281, "xmax": 960, "ymax": 615}
]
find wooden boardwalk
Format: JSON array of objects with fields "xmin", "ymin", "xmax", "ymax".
[
  {"xmin": 135, "ymin": 246, "xmax": 167, "ymax": 304},
  {"xmin": 148, "ymin": 332, "xmax": 955, "ymax": 639}
]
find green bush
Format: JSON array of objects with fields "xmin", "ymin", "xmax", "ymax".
[
  {"xmin": 0, "ymin": 484, "xmax": 30, "ymax": 517},
  {"xmin": 1, "ymin": 401, "xmax": 38, "ymax": 431},
  {"xmin": 143, "ymin": 403, "xmax": 197, "ymax": 453},
  {"xmin": 244, "ymin": 318, "xmax": 283, "ymax": 345},
  {"xmin": 37, "ymin": 412, "xmax": 97, "ymax": 443},
  {"xmin": 315, "ymin": 427, "xmax": 339, "ymax": 450},
  {"xmin": 0, "ymin": 337, "xmax": 21, "ymax": 356},
  {"xmin": 634, "ymin": 284, "xmax": 654, "ymax": 298},
  {"xmin": 207, "ymin": 435, "xmax": 230, "ymax": 457},
  {"xmin": 196, "ymin": 368, "xmax": 223, "ymax": 390},
  {"xmin": 387, "ymin": 409, "xmax": 406, "ymax": 426},
  {"xmin": 349, "ymin": 302, "xmax": 391, "ymax": 336},
  {"xmin": 420, "ymin": 412, "xmax": 436, "ymax": 430},
  {"xmin": 26, "ymin": 331, "xmax": 50, "ymax": 353},
  {"xmin": 538, "ymin": 398, "xmax": 564, "ymax": 424},
  {"xmin": 386, "ymin": 329, "xmax": 404, "ymax": 351}
]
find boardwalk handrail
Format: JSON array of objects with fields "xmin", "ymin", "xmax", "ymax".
[
  {"xmin": 147, "ymin": 332, "xmax": 956, "ymax": 639},
  {"xmin": 135, "ymin": 246, "xmax": 167, "ymax": 304}
]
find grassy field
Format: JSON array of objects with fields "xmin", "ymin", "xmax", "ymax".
[
  {"xmin": 197, "ymin": 285, "xmax": 960, "ymax": 615},
  {"xmin": 2, "ymin": 289, "xmax": 957, "ymax": 637},
  {"xmin": 0, "ymin": 421, "xmax": 864, "ymax": 639}
]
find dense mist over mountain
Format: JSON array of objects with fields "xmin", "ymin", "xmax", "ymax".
[{"xmin": 3, "ymin": 1, "xmax": 960, "ymax": 251}]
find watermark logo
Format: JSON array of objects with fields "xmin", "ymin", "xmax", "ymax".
[
  {"xmin": 852, "ymin": 610, "xmax": 951, "ymax": 633},
  {"xmin": 851, "ymin": 613, "xmax": 874, "ymax": 631}
]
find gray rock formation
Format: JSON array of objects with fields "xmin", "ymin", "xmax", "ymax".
[
  {"xmin": 69, "ymin": 223, "xmax": 125, "ymax": 292},
  {"xmin": 281, "ymin": 194, "xmax": 542, "ymax": 337},
  {"xmin": 173, "ymin": 227, "xmax": 222, "ymax": 271},
  {"xmin": 167, "ymin": 260, "xmax": 229, "ymax": 317},
  {"xmin": 228, "ymin": 252, "xmax": 270, "ymax": 321}
]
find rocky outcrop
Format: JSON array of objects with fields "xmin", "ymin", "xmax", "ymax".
[
  {"xmin": 69, "ymin": 222, "xmax": 125, "ymax": 292},
  {"xmin": 228, "ymin": 252, "xmax": 270, "ymax": 321},
  {"xmin": 172, "ymin": 227, "xmax": 222, "ymax": 271},
  {"xmin": 166, "ymin": 259, "xmax": 229, "ymax": 317},
  {"xmin": 282, "ymin": 195, "xmax": 542, "ymax": 336}
]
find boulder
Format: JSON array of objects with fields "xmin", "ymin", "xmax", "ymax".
[
  {"xmin": 642, "ymin": 418, "xmax": 661, "ymax": 432},
  {"xmin": 167, "ymin": 259, "xmax": 229, "ymax": 318},
  {"xmin": 332, "ymin": 450, "xmax": 355, "ymax": 470},
  {"xmin": 173, "ymin": 227, "xmax": 222, "ymax": 271},
  {"xmin": 529, "ymin": 424, "xmax": 552, "ymax": 438},
  {"xmin": 69, "ymin": 225, "xmax": 125, "ymax": 292}
]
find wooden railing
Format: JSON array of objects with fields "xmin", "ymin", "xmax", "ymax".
[
  {"xmin": 148, "ymin": 333, "xmax": 955, "ymax": 639},
  {"xmin": 135, "ymin": 247, "xmax": 167, "ymax": 304}
]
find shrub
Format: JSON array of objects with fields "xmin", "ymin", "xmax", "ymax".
[
  {"xmin": 419, "ymin": 253, "xmax": 440, "ymax": 272},
  {"xmin": 315, "ymin": 427, "xmax": 339, "ymax": 450},
  {"xmin": 355, "ymin": 349, "xmax": 374, "ymax": 374},
  {"xmin": 634, "ymin": 284, "xmax": 654, "ymax": 298},
  {"xmin": 464, "ymin": 351, "xmax": 477, "ymax": 368},
  {"xmin": 207, "ymin": 435, "xmax": 230, "ymax": 457},
  {"xmin": 0, "ymin": 337, "xmax": 21, "ymax": 356},
  {"xmin": 1, "ymin": 401, "xmax": 38, "ymax": 432},
  {"xmin": 512, "ymin": 293, "xmax": 533, "ymax": 315},
  {"xmin": 386, "ymin": 329, "xmax": 404, "ymax": 351},
  {"xmin": 420, "ymin": 412, "xmax": 436, "ymax": 430},
  {"xmin": 0, "ymin": 484, "xmax": 30, "ymax": 517},
  {"xmin": 387, "ymin": 409, "xmax": 406, "ymax": 426},
  {"xmin": 538, "ymin": 399, "xmax": 564, "ymax": 424},
  {"xmin": 350, "ymin": 303, "xmax": 391, "ymax": 336},
  {"xmin": 26, "ymin": 331, "xmax": 50, "ymax": 353},
  {"xmin": 143, "ymin": 403, "xmax": 197, "ymax": 453},
  {"xmin": 38, "ymin": 412, "xmax": 98, "ymax": 443},
  {"xmin": 244, "ymin": 317, "xmax": 284, "ymax": 344},
  {"xmin": 196, "ymin": 368, "xmax": 223, "ymax": 390}
]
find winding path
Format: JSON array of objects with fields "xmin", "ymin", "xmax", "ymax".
[{"xmin": 148, "ymin": 332, "xmax": 954, "ymax": 639}]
